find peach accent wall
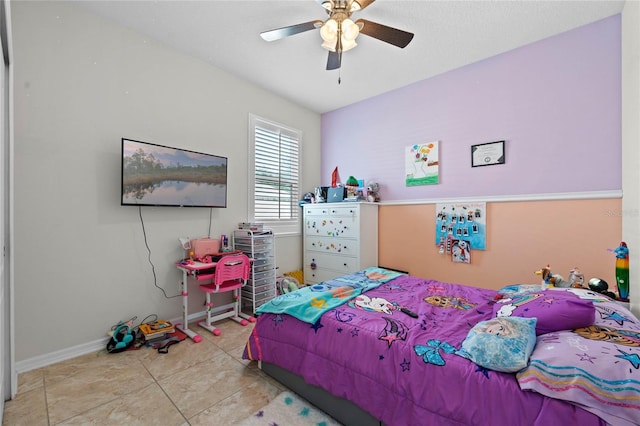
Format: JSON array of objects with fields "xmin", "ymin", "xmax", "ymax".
[{"xmin": 379, "ymin": 198, "xmax": 622, "ymax": 291}]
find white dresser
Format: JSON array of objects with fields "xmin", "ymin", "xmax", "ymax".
[{"xmin": 303, "ymin": 202, "xmax": 378, "ymax": 285}]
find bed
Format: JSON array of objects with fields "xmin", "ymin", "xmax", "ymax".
[{"xmin": 243, "ymin": 267, "xmax": 640, "ymax": 425}]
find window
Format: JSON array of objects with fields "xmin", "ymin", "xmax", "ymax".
[{"xmin": 248, "ymin": 114, "xmax": 301, "ymax": 235}]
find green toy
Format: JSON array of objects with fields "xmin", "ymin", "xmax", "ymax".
[{"xmin": 612, "ymin": 242, "xmax": 629, "ymax": 301}]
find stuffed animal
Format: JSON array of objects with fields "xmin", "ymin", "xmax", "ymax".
[
  {"xmin": 366, "ymin": 181, "xmax": 380, "ymax": 202},
  {"xmin": 345, "ymin": 176, "xmax": 360, "ymax": 199},
  {"xmin": 535, "ymin": 264, "xmax": 569, "ymax": 288},
  {"xmin": 568, "ymin": 267, "xmax": 585, "ymax": 288}
]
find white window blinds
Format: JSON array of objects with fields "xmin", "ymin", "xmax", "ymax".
[{"xmin": 249, "ymin": 114, "xmax": 301, "ymax": 234}]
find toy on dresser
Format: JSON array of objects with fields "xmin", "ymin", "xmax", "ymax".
[{"xmin": 366, "ymin": 181, "xmax": 380, "ymax": 202}]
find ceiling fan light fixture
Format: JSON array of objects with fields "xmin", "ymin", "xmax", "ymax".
[
  {"xmin": 320, "ymin": 0, "xmax": 334, "ymax": 11},
  {"xmin": 321, "ymin": 37, "xmax": 338, "ymax": 52},
  {"xmin": 341, "ymin": 38, "xmax": 357, "ymax": 52},
  {"xmin": 320, "ymin": 18, "xmax": 338, "ymax": 42},
  {"xmin": 350, "ymin": 1, "xmax": 361, "ymax": 12},
  {"xmin": 341, "ymin": 18, "xmax": 359, "ymax": 41},
  {"xmin": 320, "ymin": 16, "xmax": 359, "ymax": 52}
]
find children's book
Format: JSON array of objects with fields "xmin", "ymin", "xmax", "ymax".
[{"xmin": 139, "ymin": 320, "xmax": 175, "ymax": 340}]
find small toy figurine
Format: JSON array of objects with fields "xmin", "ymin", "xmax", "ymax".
[
  {"xmin": 611, "ymin": 242, "xmax": 630, "ymax": 301},
  {"xmin": 366, "ymin": 181, "xmax": 380, "ymax": 202},
  {"xmin": 535, "ymin": 264, "xmax": 568, "ymax": 289},
  {"xmin": 345, "ymin": 176, "xmax": 360, "ymax": 199},
  {"xmin": 331, "ymin": 166, "xmax": 339, "ymax": 187},
  {"xmin": 568, "ymin": 267, "xmax": 585, "ymax": 288}
]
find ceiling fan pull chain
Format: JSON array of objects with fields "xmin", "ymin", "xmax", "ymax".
[{"xmin": 338, "ymin": 69, "xmax": 341, "ymax": 85}]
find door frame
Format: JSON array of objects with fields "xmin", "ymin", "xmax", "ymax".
[{"xmin": 0, "ymin": 0, "xmax": 15, "ymax": 412}]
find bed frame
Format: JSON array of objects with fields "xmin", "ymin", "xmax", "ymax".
[{"xmin": 260, "ymin": 361, "xmax": 383, "ymax": 426}]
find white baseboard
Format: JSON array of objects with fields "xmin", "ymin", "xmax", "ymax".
[
  {"xmin": 14, "ymin": 314, "xmax": 209, "ymax": 374},
  {"xmin": 15, "ymin": 337, "xmax": 110, "ymax": 374}
]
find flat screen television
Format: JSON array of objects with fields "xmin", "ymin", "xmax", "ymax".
[{"xmin": 121, "ymin": 138, "xmax": 227, "ymax": 208}]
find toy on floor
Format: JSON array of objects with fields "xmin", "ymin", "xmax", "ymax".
[
  {"xmin": 106, "ymin": 323, "xmax": 135, "ymax": 353},
  {"xmin": 277, "ymin": 275, "xmax": 300, "ymax": 295}
]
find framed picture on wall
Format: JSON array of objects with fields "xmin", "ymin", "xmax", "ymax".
[
  {"xmin": 471, "ymin": 140, "xmax": 505, "ymax": 167},
  {"xmin": 405, "ymin": 141, "xmax": 439, "ymax": 186}
]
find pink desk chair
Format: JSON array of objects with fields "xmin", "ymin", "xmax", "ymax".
[{"xmin": 197, "ymin": 253, "xmax": 256, "ymax": 336}]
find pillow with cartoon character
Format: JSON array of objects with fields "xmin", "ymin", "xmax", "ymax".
[
  {"xmin": 497, "ymin": 284, "xmax": 543, "ymax": 297},
  {"xmin": 493, "ymin": 288, "xmax": 595, "ymax": 335},
  {"xmin": 517, "ymin": 298, "xmax": 640, "ymax": 426},
  {"xmin": 458, "ymin": 316, "xmax": 537, "ymax": 373}
]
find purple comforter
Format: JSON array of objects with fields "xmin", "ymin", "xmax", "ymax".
[{"xmin": 243, "ymin": 275, "xmax": 604, "ymax": 425}]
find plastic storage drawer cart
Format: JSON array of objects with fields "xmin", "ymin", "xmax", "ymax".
[{"xmin": 233, "ymin": 229, "xmax": 277, "ymax": 313}]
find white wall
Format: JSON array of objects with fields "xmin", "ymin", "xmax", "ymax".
[
  {"xmin": 622, "ymin": 0, "xmax": 640, "ymax": 316},
  {"xmin": 11, "ymin": 1, "xmax": 320, "ymax": 364}
]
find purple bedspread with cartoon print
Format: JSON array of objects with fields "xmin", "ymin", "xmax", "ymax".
[{"xmin": 243, "ymin": 275, "xmax": 605, "ymax": 426}]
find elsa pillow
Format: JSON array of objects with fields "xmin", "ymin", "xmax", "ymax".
[{"xmin": 458, "ymin": 317, "xmax": 537, "ymax": 373}]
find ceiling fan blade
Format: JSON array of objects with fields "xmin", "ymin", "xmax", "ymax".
[
  {"xmin": 356, "ymin": 19, "xmax": 414, "ymax": 48},
  {"xmin": 260, "ymin": 20, "xmax": 323, "ymax": 42},
  {"xmin": 327, "ymin": 50, "xmax": 342, "ymax": 70}
]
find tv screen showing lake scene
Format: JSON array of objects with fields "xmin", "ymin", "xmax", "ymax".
[{"xmin": 121, "ymin": 138, "xmax": 227, "ymax": 207}]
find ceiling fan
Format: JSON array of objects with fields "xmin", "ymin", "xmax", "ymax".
[{"xmin": 260, "ymin": 0, "xmax": 414, "ymax": 71}]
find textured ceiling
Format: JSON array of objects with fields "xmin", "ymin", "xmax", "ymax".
[{"xmin": 74, "ymin": 0, "xmax": 626, "ymax": 113}]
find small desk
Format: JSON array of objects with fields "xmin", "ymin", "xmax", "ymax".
[
  {"xmin": 175, "ymin": 260, "xmax": 216, "ymax": 342},
  {"xmin": 175, "ymin": 256, "xmax": 254, "ymax": 342}
]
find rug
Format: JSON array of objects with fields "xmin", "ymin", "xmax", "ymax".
[{"xmin": 236, "ymin": 391, "xmax": 342, "ymax": 426}]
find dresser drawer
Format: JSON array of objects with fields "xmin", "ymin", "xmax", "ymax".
[
  {"xmin": 305, "ymin": 236, "xmax": 359, "ymax": 256},
  {"xmin": 306, "ymin": 251, "xmax": 358, "ymax": 273},
  {"xmin": 304, "ymin": 205, "xmax": 359, "ymax": 217},
  {"xmin": 304, "ymin": 266, "xmax": 348, "ymax": 284},
  {"xmin": 305, "ymin": 216, "xmax": 360, "ymax": 239}
]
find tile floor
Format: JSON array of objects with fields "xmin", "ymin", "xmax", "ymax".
[{"xmin": 2, "ymin": 319, "xmax": 288, "ymax": 425}]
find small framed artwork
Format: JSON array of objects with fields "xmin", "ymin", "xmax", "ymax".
[
  {"xmin": 471, "ymin": 140, "xmax": 505, "ymax": 167},
  {"xmin": 405, "ymin": 141, "xmax": 439, "ymax": 186}
]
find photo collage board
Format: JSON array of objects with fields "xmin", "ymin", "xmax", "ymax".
[{"xmin": 435, "ymin": 202, "xmax": 487, "ymax": 264}]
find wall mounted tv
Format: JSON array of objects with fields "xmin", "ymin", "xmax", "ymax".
[{"xmin": 121, "ymin": 138, "xmax": 227, "ymax": 208}]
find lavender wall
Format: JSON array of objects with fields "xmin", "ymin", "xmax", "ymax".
[{"xmin": 321, "ymin": 15, "xmax": 621, "ymax": 201}]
